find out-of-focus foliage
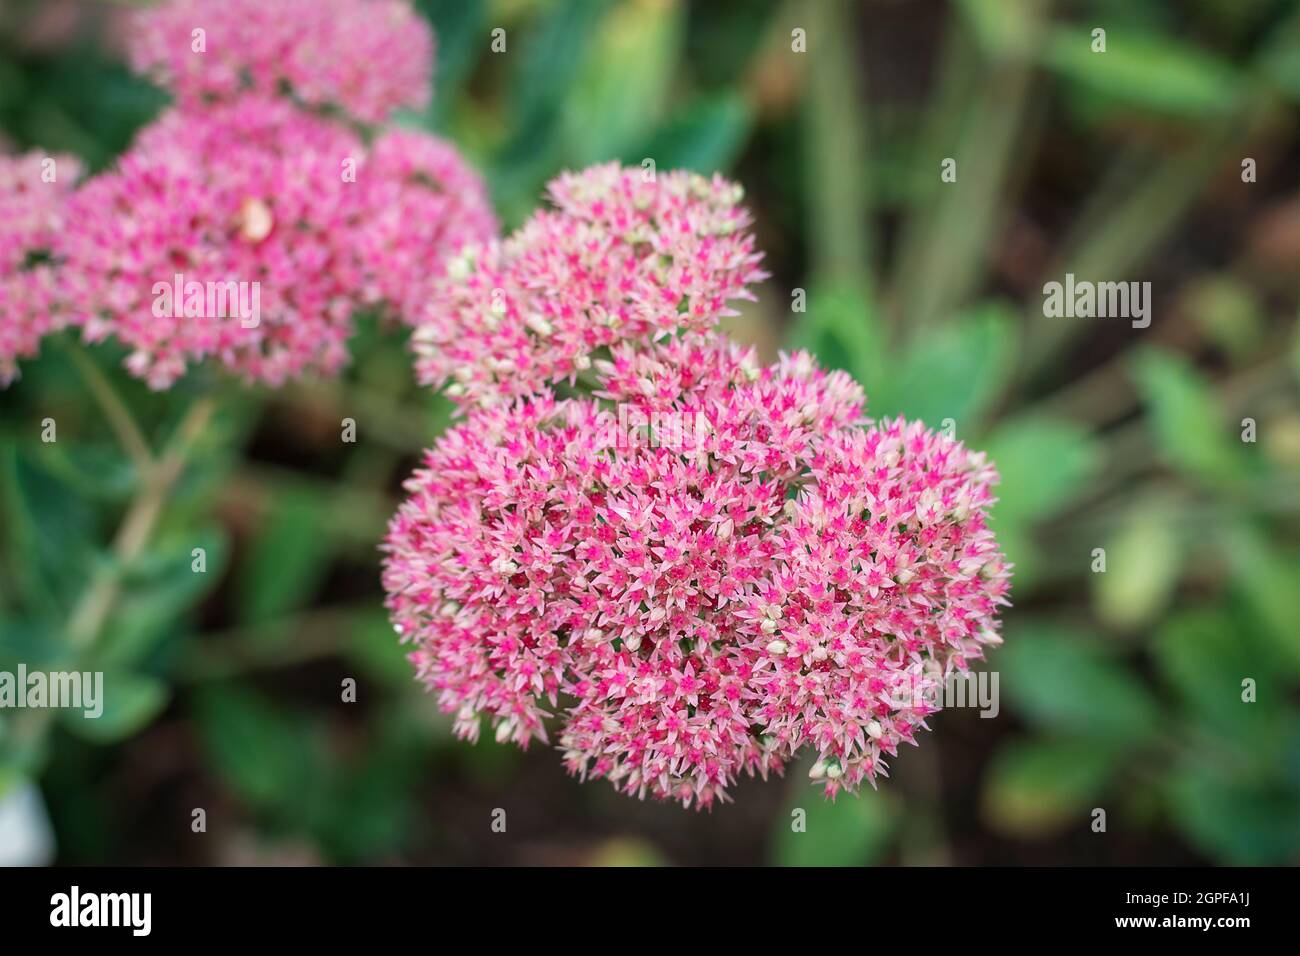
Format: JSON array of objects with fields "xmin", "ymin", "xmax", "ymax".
[{"xmin": 1, "ymin": 0, "xmax": 1298, "ymax": 865}]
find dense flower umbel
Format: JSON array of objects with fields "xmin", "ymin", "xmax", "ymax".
[
  {"xmin": 60, "ymin": 99, "xmax": 367, "ymax": 389},
  {"xmin": 383, "ymin": 338, "xmax": 1010, "ymax": 807},
  {"xmin": 126, "ymin": 0, "xmax": 433, "ymax": 124},
  {"xmin": 0, "ymin": 151, "xmax": 81, "ymax": 385},
  {"xmin": 412, "ymin": 164, "xmax": 766, "ymax": 407},
  {"xmin": 356, "ymin": 129, "xmax": 497, "ymax": 325}
]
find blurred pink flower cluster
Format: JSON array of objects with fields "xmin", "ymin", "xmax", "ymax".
[
  {"xmin": 125, "ymin": 0, "xmax": 433, "ymax": 123},
  {"xmin": 385, "ymin": 168, "xmax": 1011, "ymax": 808},
  {"xmin": 1, "ymin": 0, "xmax": 494, "ymax": 388},
  {"xmin": 0, "ymin": 152, "xmax": 81, "ymax": 385}
]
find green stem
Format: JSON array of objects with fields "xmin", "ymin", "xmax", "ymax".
[
  {"xmin": 61, "ymin": 341, "xmax": 153, "ymax": 474},
  {"xmin": 66, "ymin": 396, "xmax": 215, "ymax": 652},
  {"xmin": 803, "ymin": 0, "xmax": 873, "ymax": 293}
]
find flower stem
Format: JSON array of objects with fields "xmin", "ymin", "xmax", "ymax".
[
  {"xmin": 61, "ymin": 340, "xmax": 154, "ymax": 475},
  {"xmin": 66, "ymin": 396, "xmax": 216, "ymax": 652}
]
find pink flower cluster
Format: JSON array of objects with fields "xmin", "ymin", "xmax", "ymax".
[
  {"xmin": 0, "ymin": 0, "xmax": 495, "ymax": 389},
  {"xmin": 385, "ymin": 267, "xmax": 1011, "ymax": 807},
  {"xmin": 126, "ymin": 0, "xmax": 433, "ymax": 123},
  {"xmin": 0, "ymin": 152, "xmax": 81, "ymax": 385},
  {"xmin": 413, "ymin": 164, "xmax": 765, "ymax": 406},
  {"xmin": 61, "ymin": 99, "xmax": 367, "ymax": 388},
  {"xmin": 356, "ymin": 130, "xmax": 499, "ymax": 326}
]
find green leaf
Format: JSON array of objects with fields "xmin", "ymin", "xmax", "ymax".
[
  {"xmin": 982, "ymin": 738, "xmax": 1123, "ymax": 837},
  {"xmin": 1130, "ymin": 348, "xmax": 1248, "ymax": 486},
  {"xmin": 414, "ymin": 0, "xmax": 486, "ymax": 129},
  {"xmin": 868, "ymin": 304, "xmax": 1015, "ymax": 429},
  {"xmin": 236, "ymin": 489, "xmax": 332, "ymax": 624},
  {"xmin": 195, "ymin": 687, "xmax": 318, "ymax": 812},
  {"xmin": 983, "ymin": 415, "xmax": 1102, "ymax": 527},
  {"xmin": 1092, "ymin": 501, "xmax": 1181, "ymax": 631},
  {"xmin": 2, "ymin": 447, "xmax": 99, "ymax": 616},
  {"xmin": 1222, "ymin": 525, "xmax": 1300, "ymax": 672},
  {"xmin": 787, "ymin": 282, "xmax": 886, "ymax": 392},
  {"xmin": 508, "ymin": 0, "xmax": 606, "ymax": 129},
  {"xmin": 59, "ymin": 672, "xmax": 169, "ymax": 744},
  {"xmin": 562, "ymin": 0, "xmax": 683, "ymax": 164},
  {"xmin": 771, "ymin": 784, "xmax": 896, "ymax": 866},
  {"xmin": 1166, "ymin": 764, "xmax": 1300, "ymax": 865},
  {"xmin": 98, "ymin": 528, "xmax": 229, "ymax": 669},
  {"xmin": 1153, "ymin": 606, "xmax": 1288, "ymax": 747},
  {"xmin": 628, "ymin": 93, "xmax": 754, "ymax": 174},
  {"xmin": 347, "ymin": 611, "xmax": 417, "ymax": 688},
  {"xmin": 999, "ymin": 623, "xmax": 1159, "ymax": 742},
  {"xmin": 1041, "ymin": 28, "xmax": 1244, "ymax": 118}
]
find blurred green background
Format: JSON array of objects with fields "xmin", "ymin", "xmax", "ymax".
[{"xmin": 2, "ymin": 0, "xmax": 1299, "ymax": 865}]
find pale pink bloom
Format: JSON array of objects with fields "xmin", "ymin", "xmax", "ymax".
[
  {"xmin": 60, "ymin": 99, "xmax": 367, "ymax": 389},
  {"xmin": 383, "ymin": 337, "xmax": 1010, "ymax": 808},
  {"xmin": 412, "ymin": 164, "xmax": 766, "ymax": 407},
  {"xmin": 0, "ymin": 151, "xmax": 82, "ymax": 385},
  {"xmin": 126, "ymin": 0, "xmax": 433, "ymax": 124},
  {"xmin": 356, "ymin": 128, "xmax": 497, "ymax": 325}
]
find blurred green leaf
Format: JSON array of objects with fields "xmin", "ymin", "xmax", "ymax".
[
  {"xmin": 955, "ymin": 0, "xmax": 1040, "ymax": 59},
  {"xmin": 236, "ymin": 489, "xmax": 332, "ymax": 624},
  {"xmin": 562, "ymin": 0, "xmax": 684, "ymax": 163},
  {"xmin": 771, "ymin": 785, "xmax": 896, "ymax": 866},
  {"xmin": 629, "ymin": 93, "xmax": 754, "ymax": 173},
  {"xmin": 2, "ymin": 446, "xmax": 98, "ymax": 617},
  {"xmin": 347, "ymin": 611, "xmax": 416, "ymax": 688},
  {"xmin": 98, "ymin": 528, "xmax": 229, "ymax": 669},
  {"xmin": 1000, "ymin": 623, "xmax": 1159, "ymax": 741},
  {"xmin": 509, "ymin": 0, "xmax": 606, "ymax": 128},
  {"xmin": 1041, "ymin": 28, "xmax": 1244, "ymax": 118},
  {"xmin": 1130, "ymin": 348, "xmax": 1248, "ymax": 486},
  {"xmin": 984, "ymin": 416, "xmax": 1102, "ymax": 526},
  {"xmin": 1154, "ymin": 606, "xmax": 1289, "ymax": 747},
  {"xmin": 1166, "ymin": 763, "xmax": 1300, "ymax": 864},
  {"xmin": 788, "ymin": 282, "xmax": 887, "ymax": 391},
  {"xmin": 982, "ymin": 738, "xmax": 1122, "ymax": 837},
  {"xmin": 415, "ymin": 0, "xmax": 487, "ymax": 128},
  {"xmin": 1092, "ymin": 502, "xmax": 1181, "ymax": 631},
  {"xmin": 60, "ymin": 672, "xmax": 169, "ymax": 744},
  {"xmin": 195, "ymin": 687, "xmax": 318, "ymax": 811},
  {"xmin": 868, "ymin": 303, "xmax": 1015, "ymax": 429},
  {"xmin": 981, "ymin": 414, "xmax": 1102, "ymax": 591},
  {"xmin": 1222, "ymin": 525, "xmax": 1300, "ymax": 672}
]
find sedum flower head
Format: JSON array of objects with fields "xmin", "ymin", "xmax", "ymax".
[
  {"xmin": 60, "ymin": 98, "xmax": 368, "ymax": 389},
  {"xmin": 0, "ymin": 151, "xmax": 82, "ymax": 385},
  {"xmin": 127, "ymin": 0, "xmax": 433, "ymax": 124},
  {"xmin": 412, "ymin": 164, "xmax": 766, "ymax": 407},
  {"xmin": 383, "ymin": 335, "xmax": 1010, "ymax": 808},
  {"xmin": 356, "ymin": 128, "xmax": 498, "ymax": 326}
]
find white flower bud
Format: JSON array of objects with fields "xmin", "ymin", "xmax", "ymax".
[
  {"xmin": 765, "ymin": 639, "xmax": 787, "ymax": 655},
  {"xmin": 866, "ymin": 720, "xmax": 884, "ymax": 740}
]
